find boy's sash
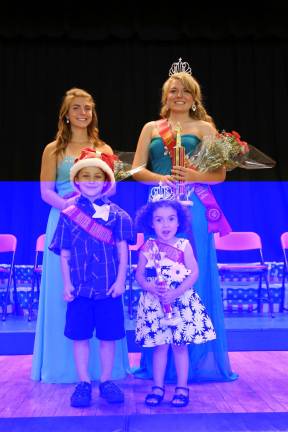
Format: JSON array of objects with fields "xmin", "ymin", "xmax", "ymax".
[
  {"xmin": 141, "ymin": 239, "xmax": 184, "ymax": 264},
  {"xmin": 63, "ymin": 205, "xmax": 114, "ymax": 245},
  {"xmin": 156, "ymin": 119, "xmax": 231, "ymax": 236}
]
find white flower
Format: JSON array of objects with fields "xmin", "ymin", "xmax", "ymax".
[
  {"xmin": 151, "ymin": 320, "xmax": 160, "ymax": 333},
  {"xmin": 181, "ymin": 290, "xmax": 193, "ymax": 306},
  {"xmin": 144, "ymin": 334, "xmax": 155, "ymax": 345},
  {"xmin": 155, "ymin": 330, "xmax": 171, "ymax": 345},
  {"xmin": 194, "ymin": 315, "xmax": 205, "ymax": 333},
  {"xmin": 204, "ymin": 316, "xmax": 214, "ymax": 329},
  {"xmin": 142, "ymin": 326, "xmax": 151, "ymax": 337},
  {"xmin": 146, "ymin": 310, "xmax": 158, "ymax": 323},
  {"xmin": 192, "ymin": 298, "xmax": 205, "ymax": 313},
  {"xmin": 174, "ymin": 330, "xmax": 182, "ymax": 342},
  {"xmin": 167, "ymin": 262, "xmax": 190, "ymax": 283},
  {"xmin": 194, "ymin": 335, "xmax": 205, "ymax": 344},
  {"xmin": 182, "ymin": 307, "xmax": 193, "ymax": 322},
  {"xmin": 175, "ymin": 319, "xmax": 185, "ymax": 333},
  {"xmin": 185, "ymin": 323, "xmax": 196, "ymax": 338},
  {"xmin": 205, "ymin": 329, "xmax": 216, "ymax": 340}
]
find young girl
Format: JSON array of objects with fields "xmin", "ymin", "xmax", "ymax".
[{"xmin": 135, "ymin": 195, "xmax": 216, "ymax": 408}]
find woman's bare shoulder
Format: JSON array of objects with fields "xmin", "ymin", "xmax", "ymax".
[
  {"xmin": 197, "ymin": 120, "xmax": 216, "ymax": 136},
  {"xmin": 99, "ymin": 142, "xmax": 113, "ymax": 155},
  {"xmin": 143, "ymin": 120, "xmax": 157, "ymax": 132},
  {"xmin": 42, "ymin": 140, "xmax": 57, "ymax": 155}
]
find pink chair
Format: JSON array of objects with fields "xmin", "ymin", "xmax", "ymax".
[
  {"xmin": 28, "ymin": 234, "xmax": 45, "ymax": 321},
  {"xmin": 280, "ymin": 232, "xmax": 288, "ymax": 312},
  {"xmin": 0, "ymin": 234, "xmax": 18, "ymax": 321},
  {"xmin": 128, "ymin": 233, "xmax": 145, "ymax": 319},
  {"xmin": 214, "ymin": 231, "xmax": 274, "ymax": 316}
]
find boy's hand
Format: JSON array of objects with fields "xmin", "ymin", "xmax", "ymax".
[
  {"xmin": 106, "ymin": 281, "xmax": 126, "ymax": 298},
  {"xmin": 63, "ymin": 283, "xmax": 75, "ymax": 302}
]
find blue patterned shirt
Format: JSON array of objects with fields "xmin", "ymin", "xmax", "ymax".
[{"xmin": 49, "ymin": 195, "xmax": 133, "ymax": 300}]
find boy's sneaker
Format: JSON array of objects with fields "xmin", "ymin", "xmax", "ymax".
[
  {"xmin": 99, "ymin": 380, "xmax": 124, "ymax": 403},
  {"xmin": 70, "ymin": 381, "xmax": 92, "ymax": 407}
]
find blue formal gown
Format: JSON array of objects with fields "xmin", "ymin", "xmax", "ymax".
[
  {"xmin": 31, "ymin": 156, "xmax": 130, "ymax": 383},
  {"xmin": 134, "ymin": 135, "xmax": 238, "ymax": 382}
]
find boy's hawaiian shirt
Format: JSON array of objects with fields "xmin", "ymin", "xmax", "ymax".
[{"xmin": 49, "ymin": 195, "xmax": 133, "ymax": 299}]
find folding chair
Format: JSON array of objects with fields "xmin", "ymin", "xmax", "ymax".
[
  {"xmin": 214, "ymin": 231, "xmax": 274, "ymax": 317},
  {"xmin": 0, "ymin": 234, "xmax": 18, "ymax": 321},
  {"xmin": 280, "ymin": 232, "xmax": 288, "ymax": 312},
  {"xmin": 28, "ymin": 234, "xmax": 45, "ymax": 321},
  {"xmin": 127, "ymin": 233, "xmax": 144, "ymax": 319}
]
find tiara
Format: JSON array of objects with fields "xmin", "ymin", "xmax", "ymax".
[
  {"xmin": 148, "ymin": 183, "xmax": 176, "ymax": 202},
  {"xmin": 169, "ymin": 57, "xmax": 192, "ymax": 76}
]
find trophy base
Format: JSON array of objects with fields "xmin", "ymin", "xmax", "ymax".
[
  {"xmin": 178, "ymin": 199, "xmax": 193, "ymax": 206},
  {"xmin": 160, "ymin": 314, "xmax": 182, "ymax": 327}
]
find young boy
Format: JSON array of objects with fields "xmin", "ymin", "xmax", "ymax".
[{"xmin": 49, "ymin": 148, "xmax": 133, "ymax": 408}]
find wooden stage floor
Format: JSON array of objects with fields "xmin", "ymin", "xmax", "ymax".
[{"xmin": 1, "ymin": 351, "xmax": 288, "ymax": 418}]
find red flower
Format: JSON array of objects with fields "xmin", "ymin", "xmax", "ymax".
[{"xmin": 231, "ymin": 130, "xmax": 241, "ymax": 139}]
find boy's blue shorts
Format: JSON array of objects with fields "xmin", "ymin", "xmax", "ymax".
[{"xmin": 64, "ymin": 295, "xmax": 125, "ymax": 341}]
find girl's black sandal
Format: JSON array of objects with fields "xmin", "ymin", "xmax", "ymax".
[
  {"xmin": 145, "ymin": 385, "xmax": 165, "ymax": 407},
  {"xmin": 170, "ymin": 386, "xmax": 189, "ymax": 407}
]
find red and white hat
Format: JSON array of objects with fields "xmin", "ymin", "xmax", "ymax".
[{"xmin": 70, "ymin": 147, "xmax": 117, "ymax": 196}]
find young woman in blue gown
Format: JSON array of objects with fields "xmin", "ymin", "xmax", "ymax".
[
  {"xmin": 31, "ymin": 88, "xmax": 130, "ymax": 383},
  {"xmin": 132, "ymin": 66, "xmax": 238, "ymax": 384}
]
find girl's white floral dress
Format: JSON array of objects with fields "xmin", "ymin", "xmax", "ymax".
[{"xmin": 135, "ymin": 238, "xmax": 216, "ymax": 347}]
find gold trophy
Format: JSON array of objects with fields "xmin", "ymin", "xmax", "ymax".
[
  {"xmin": 172, "ymin": 123, "xmax": 193, "ymax": 206},
  {"xmin": 151, "ymin": 242, "xmax": 181, "ymax": 327}
]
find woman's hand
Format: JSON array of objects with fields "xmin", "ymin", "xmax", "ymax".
[
  {"xmin": 63, "ymin": 194, "xmax": 79, "ymax": 209},
  {"xmin": 171, "ymin": 165, "xmax": 198, "ymax": 183},
  {"xmin": 160, "ymin": 174, "xmax": 175, "ymax": 188}
]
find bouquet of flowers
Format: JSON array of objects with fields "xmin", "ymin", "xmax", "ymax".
[
  {"xmin": 185, "ymin": 130, "xmax": 276, "ymax": 172},
  {"xmin": 113, "ymin": 151, "xmax": 146, "ymax": 181}
]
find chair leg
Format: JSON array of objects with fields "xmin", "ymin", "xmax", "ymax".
[
  {"xmin": 2, "ymin": 277, "xmax": 12, "ymax": 321},
  {"xmin": 28, "ymin": 273, "xmax": 36, "ymax": 321},
  {"xmin": 264, "ymin": 273, "xmax": 275, "ymax": 318},
  {"xmin": 1, "ymin": 291, "xmax": 8, "ymax": 321},
  {"xmin": 280, "ymin": 269, "xmax": 288, "ymax": 312},
  {"xmin": 12, "ymin": 272, "xmax": 20, "ymax": 316},
  {"xmin": 257, "ymin": 276, "xmax": 262, "ymax": 313}
]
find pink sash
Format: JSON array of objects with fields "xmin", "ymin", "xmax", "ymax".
[
  {"xmin": 141, "ymin": 239, "xmax": 184, "ymax": 264},
  {"xmin": 156, "ymin": 119, "xmax": 232, "ymax": 236},
  {"xmin": 63, "ymin": 205, "xmax": 114, "ymax": 245}
]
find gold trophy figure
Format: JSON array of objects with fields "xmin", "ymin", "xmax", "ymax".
[{"xmin": 172, "ymin": 123, "xmax": 193, "ymax": 206}]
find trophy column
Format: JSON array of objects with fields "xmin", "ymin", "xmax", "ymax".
[{"xmin": 172, "ymin": 123, "xmax": 193, "ymax": 206}]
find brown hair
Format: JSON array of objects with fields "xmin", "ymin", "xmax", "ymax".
[
  {"xmin": 54, "ymin": 88, "xmax": 104, "ymax": 156},
  {"xmin": 160, "ymin": 72, "xmax": 215, "ymax": 126}
]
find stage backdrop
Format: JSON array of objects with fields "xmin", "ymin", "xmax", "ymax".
[
  {"xmin": 0, "ymin": 181, "xmax": 287, "ymax": 264},
  {"xmin": 0, "ymin": 9, "xmax": 287, "ymax": 181}
]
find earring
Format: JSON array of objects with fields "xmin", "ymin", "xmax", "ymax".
[
  {"xmin": 65, "ymin": 117, "xmax": 70, "ymax": 124},
  {"xmin": 191, "ymin": 103, "xmax": 196, "ymax": 112}
]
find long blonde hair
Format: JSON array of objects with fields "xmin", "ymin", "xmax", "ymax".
[
  {"xmin": 54, "ymin": 88, "xmax": 104, "ymax": 156},
  {"xmin": 160, "ymin": 72, "xmax": 215, "ymax": 125}
]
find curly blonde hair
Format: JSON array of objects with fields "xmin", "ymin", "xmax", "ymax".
[
  {"xmin": 54, "ymin": 88, "xmax": 104, "ymax": 156},
  {"xmin": 160, "ymin": 72, "xmax": 215, "ymax": 125}
]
